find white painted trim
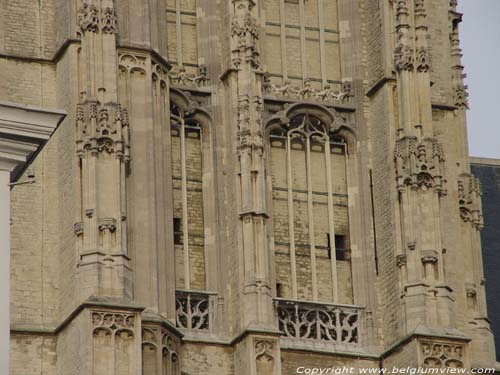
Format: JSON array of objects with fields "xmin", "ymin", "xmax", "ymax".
[{"xmin": 0, "ymin": 101, "xmax": 65, "ymax": 375}]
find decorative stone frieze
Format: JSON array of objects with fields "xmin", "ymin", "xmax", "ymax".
[
  {"xmin": 118, "ymin": 53, "xmax": 147, "ymax": 75},
  {"xmin": 169, "ymin": 65, "xmax": 210, "ymax": 88},
  {"xmin": 78, "ymin": 2, "xmax": 117, "ymax": 35},
  {"xmin": 92, "ymin": 311, "xmax": 135, "ymax": 336},
  {"xmin": 263, "ymin": 76, "xmax": 353, "ymax": 103},
  {"xmin": 421, "ymin": 341, "xmax": 465, "ymax": 368}
]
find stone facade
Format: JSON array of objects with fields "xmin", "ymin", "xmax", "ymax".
[{"xmin": 2, "ymin": 0, "xmax": 496, "ymax": 374}]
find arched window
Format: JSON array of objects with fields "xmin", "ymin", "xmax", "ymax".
[
  {"xmin": 170, "ymin": 101, "xmax": 205, "ymax": 291},
  {"xmin": 268, "ymin": 107, "xmax": 354, "ymax": 304},
  {"xmin": 168, "ymin": 89, "xmax": 216, "ymax": 294}
]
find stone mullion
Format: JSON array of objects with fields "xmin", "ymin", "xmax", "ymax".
[
  {"xmin": 305, "ymin": 136, "xmax": 318, "ymax": 301},
  {"xmin": 179, "ymin": 118, "xmax": 191, "ymax": 290},
  {"xmin": 286, "ymin": 134, "xmax": 298, "ymax": 300},
  {"xmin": 298, "ymin": 0, "xmax": 307, "ymax": 82},
  {"xmin": 317, "ymin": 0, "xmax": 327, "ymax": 86},
  {"xmin": 279, "ymin": 0, "xmax": 287, "ymax": 82},
  {"xmin": 175, "ymin": 0, "xmax": 184, "ymax": 68},
  {"xmin": 324, "ymin": 137, "xmax": 339, "ymax": 302}
]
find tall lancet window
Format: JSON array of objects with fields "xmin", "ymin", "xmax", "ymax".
[
  {"xmin": 170, "ymin": 101, "xmax": 206, "ymax": 291},
  {"xmin": 269, "ymin": 111, "xmax": 353, "ymax": 304}
]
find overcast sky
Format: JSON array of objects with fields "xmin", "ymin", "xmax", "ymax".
[{"xmin": 458, "ymin": 0, "xmax": 500, "ymax": 159}]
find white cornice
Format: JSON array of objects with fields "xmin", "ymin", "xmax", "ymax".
[{"xmin": 0, "ymin": 101, "xmax": 66, "ymax": 178}]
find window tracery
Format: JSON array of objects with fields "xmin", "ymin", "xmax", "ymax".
[
  {"xmin": 267, "ymin": 107, "xmax": 354, "ymax": 304},
  {"xmin": 170, "ymin": 94, "xmax": 206, "ymax": 292}
]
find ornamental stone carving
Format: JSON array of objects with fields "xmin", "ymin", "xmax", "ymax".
[
  {"xmin": 101, "ymin": 7, "xmax": 117, "ymax": 34},
  {"xmin": 142, "ymin": 325, "xmax": 181, "ymax": 373},
  {"xmin": 395, "ymin": 135, "xmax": 446, "ymax": 195},
  {"xmin": 458, "ymin": 174, "xmax": 483, "ymax": 229},
  {"xmin": 118, "ymin": 53, "xmax": 147, "ymax": 75},
  {"xmin": 255, "ymin": 340, "xmax": 274, "ymax": 360},
  {"xmin": 169, "ymin": 65, "xmax": 210, "ymax": 87},
  {"xmin": 263, "ymin": 76, "xmax": 353, "ymax": 103},
  {"xmin": 415, "ymin": 0, "xmax": 427, "ymax": 17},
  {"xmin": 395, "ymin": 0, "xmax": 410, "ymax": 19},
  {"xmin": 237, "ymin": 94, "xmax": 264, "ymax": 155},
  {"xmin": 78, "ymin": 2, "xmax": 99, "ymax": 34},
  {"xmin": 92, "ymin": 311, "xmax": 135, "ymax": 336},
  {"xmin": 416, "ymin": 47, "xmax": 431, "ymax": 73},
  {"xmin": 76, "ymin": 101, "xmax": 130, "ymax": 160},
  {"xmin": 394, "ymin": 44, "xmax": 414, "ymax": 72},
  {"xmin": 73, "ymin": 222, "xmax": 84, "ymax": 236},
  {"xmin": 231, "ymin": 0, "xmax": 260, "ymax": 68},
  {"xmin": 175, "ymin": 290, "xmax": 215, "ymax": 331},
  {"xmin": 396, "ymin": 254, "xmax": 408, "ymax": 268},
  {"xmin": 421, "ymin": 341, "xmax": 465, "ymax": 368},
  {"xmin": 454, "ymin": 83, "xmax": 469, "ymax": 109},
  {"xmin": 78, "ymin": 2, "xmax": 117, "ymax": 35},
  {"xmin": 275, "ymin": 299, "xmax": 361, "ymax": 344}
]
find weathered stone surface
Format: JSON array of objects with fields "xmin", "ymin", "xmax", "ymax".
[{"xmin": 3, "ymin": 0, "xmax": 496, "ymax": 374}]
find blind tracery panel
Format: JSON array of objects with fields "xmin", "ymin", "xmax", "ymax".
[
  {"xmin": 166, "ymin": 0, "xmax": 199, "ymax": 79},
  {"xmin": 171, "ymin": 103, "xmax": 206, "ymax": 291},
  {"xmin": 270, "ymin": 113, "xmax": 353, "ymax": 304},
  {"xmin": 264, "ymin": 0, "xmax": 341, "ymax": 92}
]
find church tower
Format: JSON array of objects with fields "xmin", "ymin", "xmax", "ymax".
[{"xmin": 4, "ymin": 0, "xmax": 495, "ymax": 373}]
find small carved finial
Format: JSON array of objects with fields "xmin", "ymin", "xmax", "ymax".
[
  {"xmin": 78, "ymin": 3, "xmax": 99, "ymax": 34},
  {"xmin": 101, "ymin": 7, "xmax": 118, "ymax": 34}
]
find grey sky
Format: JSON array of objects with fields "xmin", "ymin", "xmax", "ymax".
[{"xmin": 458, "ymin": 0, "xmax": 500, "ymax": 159}]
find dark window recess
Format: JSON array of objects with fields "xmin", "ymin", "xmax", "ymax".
[
  {"xmin": 173, "ymin": 218, "xmax": 182, "ymax": 245},
  {"xmin": 276, "ymin": 282, "xmax": 284, "ymax": 298},
  {"xmin": 327, "ymin": 234, "xmax": 351, "ymax": 261}
]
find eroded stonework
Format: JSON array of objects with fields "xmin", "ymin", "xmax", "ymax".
[{"xmin": 4, "ymin": 0, "xmax": 496, "ymax": 374}]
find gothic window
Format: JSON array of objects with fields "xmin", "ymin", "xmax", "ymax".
[
  {"xmin": 269, "ymin": 112, "xmax": 353, "ymax": 304},
  {"xmin": 167, "ymin": 0, "xmax": 209, "ymax": 87},
  {"xmin": 170, "ymin": 101, "xmax": 206, "ymax": 291},
  {"xmin": 263, "ymin": 0, "xmax": 343, "ymax": 98}
]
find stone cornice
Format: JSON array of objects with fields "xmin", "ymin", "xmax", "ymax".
[
  {"xmin": 0, "ymin": 101, "xmax": 65, "ymax": 179},
  {"xmin": 10, "ymin": 296, "xmax": 145, "ymax": 336}
]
